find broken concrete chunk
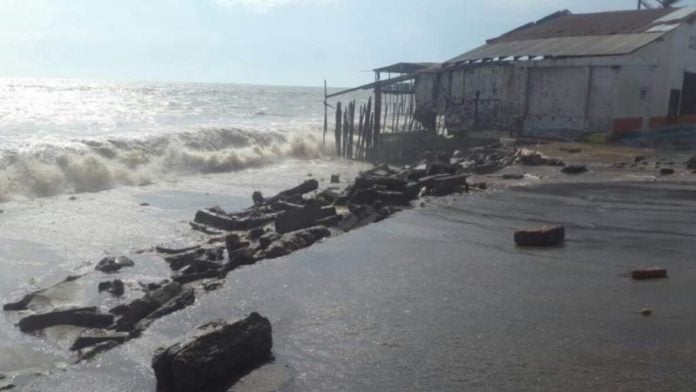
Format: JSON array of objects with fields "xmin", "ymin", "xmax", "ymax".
[
  {"xmin": 660, "ymin": 168, "xmax": 675, "ymax": 175},
  {"xmin": 98, "ymin": 279, "xmax": 125, "ymax": 297},
  {"xmin": 70, "ymin": 330, "xmax": 130, "ymax": 351},
  {"xmin": 19, "ymin": 307, "xmax": 114, "ymax": 332},
  {"xmin": 155, "ymin": 242, "xmax": 201, "ymax": 255},
  {"xmin": 152, "ymin": 312, "xmax": 273, "ymax": 392},
  {"xmin": 514, "ymin": 225, "xmax": 565, "ymax": 247},
  {"xmin": 432, "ymin": 174, "xmax": 468, "ymax": 196},
  {"xmin": 275, "ymin": 205, "xmax": 336, "ymax": 234},
  {"xmin": 95, "ymin": 256, "xmax": 135, "ymax": 273},
  {"xmin": 194, "ymin": 209, "xmax": 239, "ymax": 231},
  {"xmin": 631, "ymin": 268, "xmax": 668, "ymax": 280},
  {"xmin": 561, "ymin": 165, "xmax": 588, "ymax": 174},
  {"xmin": 263, "ymin": 226, "xmax": 331, "ymax": 259}
]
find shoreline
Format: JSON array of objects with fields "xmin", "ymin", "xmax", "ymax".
[{"xmin": 3, "ymin": 141, "xmax": 696, "ymax": 390}]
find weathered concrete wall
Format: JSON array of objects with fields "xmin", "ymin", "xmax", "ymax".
[{"xmin": 413, "ymin": 26, "xmax": 695, "ymax": 137}]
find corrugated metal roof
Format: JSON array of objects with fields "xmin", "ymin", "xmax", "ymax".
[
  {"xmin": 445, "ymin": 7, "xmax": 696, "ymax": 64},
  {"xmin": 489, "ymin": 8, "xmax": 675, "ymax": 43},
  {"xmin": 373, "ymin": 62, "xmax": 439, "ymax": 74},
  {"xmin": 446, "ymin": 33, "xmax": 666, "ymax": 64}
]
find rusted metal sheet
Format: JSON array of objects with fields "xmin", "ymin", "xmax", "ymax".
[{"xmin": 445, "ymin": 33, "xmax": 666, "ymax": 64}]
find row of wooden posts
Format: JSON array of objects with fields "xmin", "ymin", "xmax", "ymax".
[{"xmin": 322, "ymin": 80, "xmax": 423, "ymax": 160}]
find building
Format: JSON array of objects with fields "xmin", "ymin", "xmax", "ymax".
[{"xmin": 411, "ymin": 7, "xmax": 696, "ymax": 138}]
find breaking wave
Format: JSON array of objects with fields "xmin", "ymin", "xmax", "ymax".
[{"xmin": 0, "ymin": 128, "xmax": 326, "ymax": 202}]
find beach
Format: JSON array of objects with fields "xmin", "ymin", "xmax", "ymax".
[{"xmin": 12, "ymin": 162, "xmax": 696, "ymax": 391}]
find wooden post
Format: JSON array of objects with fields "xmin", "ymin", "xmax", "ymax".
[
  {"xmin": 323, "ymin": 79, "xmax": 328, "ymax": 146},
  {"xmin": 335, "ymin": 102, "xmax": 342, "ymax": 156},
  {"xmin": 374, "ymin": 84, "xmax": 382, "ymax": 160}
]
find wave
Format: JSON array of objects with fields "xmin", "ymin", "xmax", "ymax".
[{"xmin": 0, "ymin": 128, "xmax": 326, "ymax": 202}]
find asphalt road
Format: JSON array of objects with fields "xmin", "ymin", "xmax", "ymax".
[{"xmin": 24, "ymin": 181, "xmax": 696, "ymax": 392}]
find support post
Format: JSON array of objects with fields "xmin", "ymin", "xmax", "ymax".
[{"xmin": 323, "ymin": 79, "xmax": 328, "ymax": 146}]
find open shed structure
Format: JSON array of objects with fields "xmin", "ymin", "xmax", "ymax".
[{"xmin": 416, "ymin": 7, "xmax": 696, "ymax": 138}]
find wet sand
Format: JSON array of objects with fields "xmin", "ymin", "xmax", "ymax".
[{"xmin": 18, "ymin": 175, "xmax": 696, "ymax": 391}]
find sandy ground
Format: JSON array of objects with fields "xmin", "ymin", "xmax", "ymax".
[{"xmin": 13, "ymin": 142, "xmax": 696, "ymax": 391}]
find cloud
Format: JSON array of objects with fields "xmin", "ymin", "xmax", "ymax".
[{"xmin": 214, "ymin": 0, "xmax": 334, "ymax": 12}]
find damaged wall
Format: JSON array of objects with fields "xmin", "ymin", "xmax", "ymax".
[{"xmin": 414, "ymin": 20, "xmax": 696, "ymax": 137}]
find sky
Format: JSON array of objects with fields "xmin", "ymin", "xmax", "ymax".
[{"xmin": 1, "ymin": 0, "xmax": 696, "ymax": 87}]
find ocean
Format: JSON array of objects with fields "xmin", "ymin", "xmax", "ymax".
[
  {"xmin": 0, "ymin": 78, "xmax": 372, "ymax": 389},
  {"xmin": 0, "ymin": 78, "xmax": 356, "ymax": 201}
]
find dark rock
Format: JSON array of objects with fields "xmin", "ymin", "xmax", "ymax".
[
  {"xmin": 266, "ymin": 179, "xmax": 318, "ymax": 204},
  {"xmin": 98, "ymin": 279, "xmax": 125, "ymax": 297},
  {"xmin": 248, "ymin": 227, "xmax": 265, "ymax": 240},
  {"xmin": 252, "ymin": 191, "xmax": 265, "ymax": 206},
  {"xmin": 473, "ymin": 162, "xmax": 503, "ymax": 174},
  {"xmin": 316, "ymin": 214, "xmax": 342, "ymax": 228},
  {"xmin": 4, "ymin": 289, "xmax": 44, "ymax": 311},
  {"xmin": 139, "ymin": 202, "xmax": 150, "ymax": 207},
  {"xmin": 225, "ymin": 233, "xmax": 241, "ymax": 254},
  {"xmin": 263, "ymin": 226, "xmax": 331, "ymax": 259},
  {"xmin": 426, "ymin": 161, "xmax": 458, "ymax": 176},
  {"xmin": 194, "ymin": 209, "xmax": 239, "ymax": 231},
  {"xmin": 203, "ymin": 279, "xmax": 224, "ymax": 291},
  {"xmin": 270, "ymin": 200, "xmax": 303, "ymax": 212},
  {"xmin": 173, "ymin": 269, "xmax": 224, "ymax": 284},
  {"xmin": 152, "ymin": 312, "xmax": 273, "ymax": 392},
  {"xmin": 355, "ymin": 175, "xmax": 407, "ymax": 192},
  {"xmin": 189, "ymin": 221, "xmax": 224, "ymax": 235},
  {"xmin": 686, "ymin": 155, "xmax": 696, "ymax": 170},
  {"xmin": 275, "ymin": 205, "xmax": 336, "ymax": 234},
  {"xmin": 640, "ymin": 308, "xmax": 652, "ymax": 317},
  {"xmin": 70, "ymin": 330, "xmax": 130, "ymax": 351},
  {"xmin": 330, "ymin": 174, "xmax": 340, "ymax": 183},
  {"xmin": 432, "ymin": 174, "xmax": 468, "ymax": 196},
  {"xmin": 155, "ymin": 243, "xmax": 201, "ymax": 255},
  {"xmin": 561, "ymin": 165, "xmax": 588, "ymax": 174},
  {"xmin": 78, "ymin": 340, "xmax": 120, "ymax": 361},
  {"xmin": 132, "ymin": 288, "xmax": 196, "ymax": 335},
  {"xmin": 338, "ymin": 205, "xmax": 385, "ymax": 232},
  {"xmin": 258, "ymin": 232, "xmax": 281, "ymax": 250},
  {"xmin": 227, "ymin": 247, "xmax": 256, "ymax": 270},
  {"xmin": 502, "ymin": 174, "xmax": 524, "ymax": 180},
  {"xmin": 115, "ymin": 282, "xmax": 187, "ymax": 332},
  {"xmin": 514, "ymin": 225, "xmax": 565, "ymax": 247},
  {"xmin": 635, "ymin": 156, "xmax": 647, "ymax": 163},
  {"xmin": 416, "ymin": 174, "xmax": 449, "ymax": 189},
  {"xmin": 660, "ymin": 168, "xmax": 675, "ymax": 175},
  {"xmin": 631, "ymin": 268, "xmax": 668, "ymax": 280},
  {"xmin": 350, "ymin": 189, "xmax": 412, "ymax": 206},
  {"xmin": 165, "ymin": 246, "xmax": 224, "ymax": 271},
  {"xmin": 19, "ymin": 307, "xmax": 114, "ymax": 332},
  {"xmin": 95, "ymin": 256, "xmax": 135, "ymax": 273}
]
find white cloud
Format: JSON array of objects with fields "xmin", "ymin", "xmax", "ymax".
[{"xmin": 214, "ymin": 0, "xmax": 334, "ymax": 12}]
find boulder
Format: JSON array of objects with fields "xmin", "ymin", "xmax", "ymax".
[
  {"xmin": 274, "ymin": 205, "xmax": 336, "ymax": 234},
  {"xmin": 226, "ymin": 247, "xmax": 256, "ymax": 270},
  {"xmin": 502, "ymin": 174, "xmax": 524, "ymax": 180},
  {"xmin": 660, "ymin": 168, "xmax": 675, "ymax": 175},
  {"xmin": 355, "ymin": 175, "xmax": 407, "ymax": 192},
  {"xmin": 152, "ymin": 312, "xmax": 273, "ymax": 392},
  {"xmin": 514, "ymin": 225, "xmax": 565, "ymax": 247},
  {"xmin": 4, "ymin": 289, "xmax": 44, "ymax": 311},
  {"xmin": 330, "ymin": 174, "xmax": 340, "ymax": 183},
  {"xmin": 631, "ymin": 268, "xmax": 668, "ymax": 280},
  {"xmin": 561, "ymin": 165, "xmax": 588, "ymax": 174},
  {"xmin": 19, "ymin": 307, "xmax": 114, "ymax": 332},
  {"xmin": 95, "ymin": 256, "xmax": 135, "ymax": 273}
]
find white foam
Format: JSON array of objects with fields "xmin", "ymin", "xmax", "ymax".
[{"xmin": 0, "ymin": 127, "xmax": 328, "ymax": 202}]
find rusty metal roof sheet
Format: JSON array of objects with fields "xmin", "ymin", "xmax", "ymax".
[{"xmin": 446, "ymin": 32, "xmax": 666, "ymax": 64}]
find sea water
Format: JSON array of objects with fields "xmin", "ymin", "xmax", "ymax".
[
  {"xmin": 0, "ymin": 78, "xmax": 371, "ymax": 388},
  {"xmin": 0, "ymin": 78, "xmax": 359, "ymax": 201}
]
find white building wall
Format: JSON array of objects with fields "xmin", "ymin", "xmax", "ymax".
[{"xmin": 413, "ymin": 24, "xmax": 696, "ymax": 136}]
